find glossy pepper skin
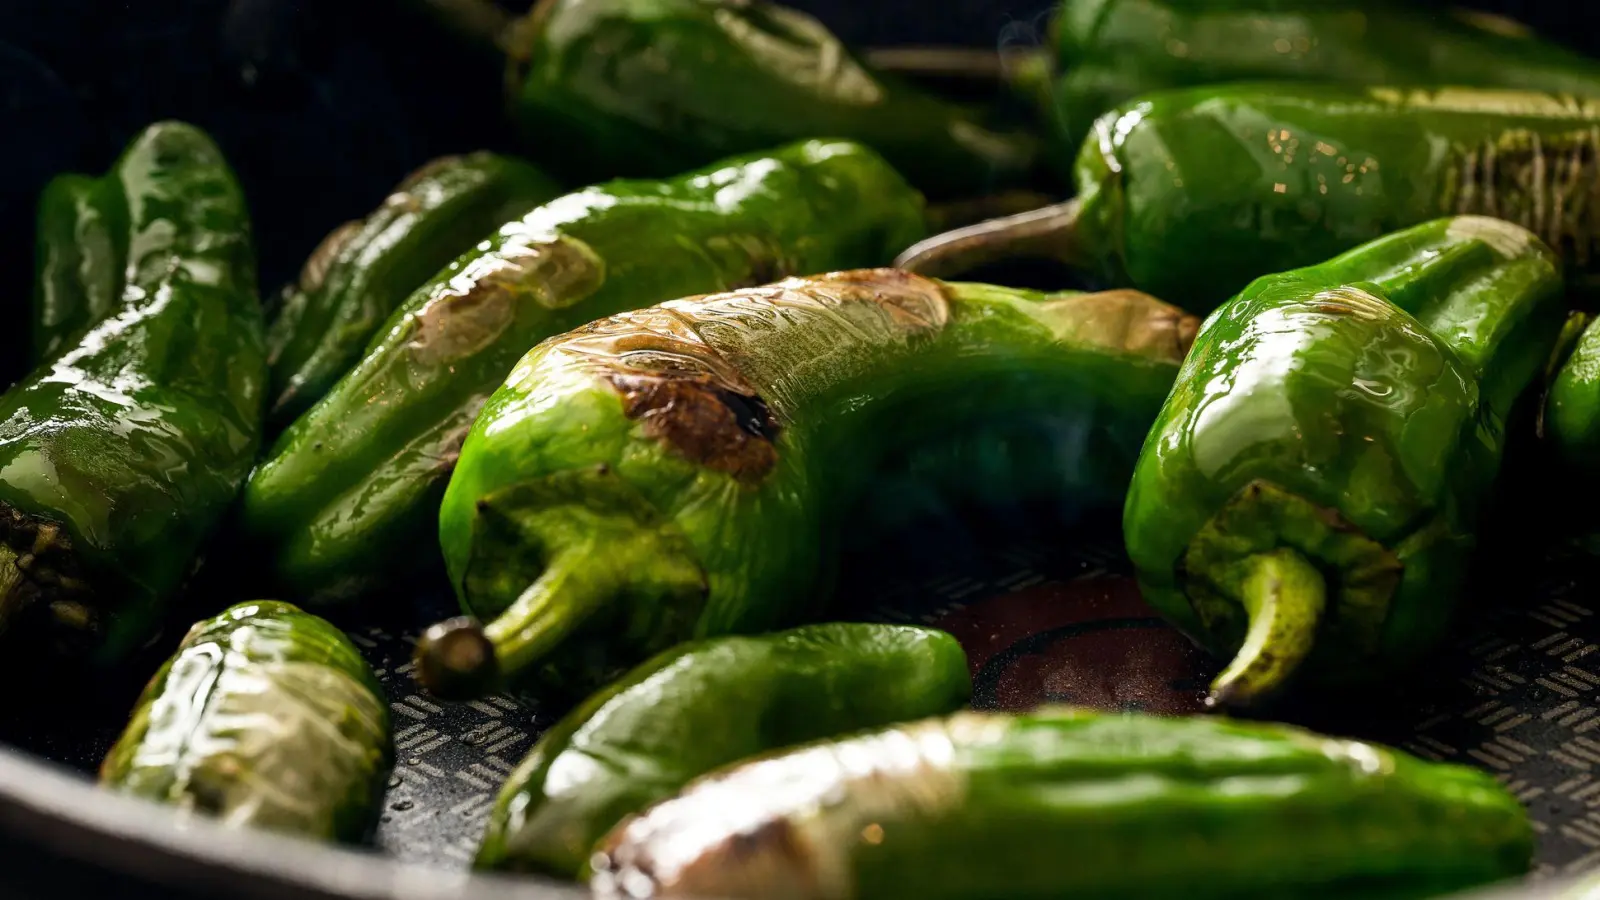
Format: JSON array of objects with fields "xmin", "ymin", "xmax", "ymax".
[
  {"xmin": 264, "ymin": 152, "xmax": 562, "ymax": 426},
  {"xmin": 1044, "ymin": 0, "xmax": 1600, "ymax": 153},
  {"xmin": 1546, "ymin": 317, "xmax": 1600, "ymax": 470},
  {"xmin": 503, "ymin": 0, "xmax": 1037, "ymax": 198},
  {"xmin": 1125, "ymin": 216, "xmax": 1567, "ymax": 709},
  {"xmin": 420, "ymin": 270, "xmax": 1196, "ymax": 699},
  {"xmin": 899, "ymin": 84, "xmax": 1600, "ymax": 313},
  {"xmin": 242, "ymin": 140, "xmax": 926, "ymax": 607},
  {"xmin": 0, "ymin": 122, "xmax": 265, "ymax": 664},
  {"xmin": 593, "ymin": 706, "xmax": 1534, "ymax": 900},
  {"xmin": 476, "ymin": 622, "xmax": 970, "ymax": 878},
  {"xmin": 100, "ymin": 601, "xmax": 391, "ymax": 842},
  {"xmin": 32, "ymin": 122, "xmax": 245, "ymax": 364}
]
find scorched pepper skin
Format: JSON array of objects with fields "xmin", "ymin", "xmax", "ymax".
[
  {"xmin": 592, "ymin": 706, "xmax": 1534, "ymax": 900},
  {"xmin": 100, "ymin": 601, "xmax": 391, "ymax": 843},
  {"xmin": 503, "ymin": 0, "xmax": 1038, "ymax": 198},
  {"xmin": 265, "ymin": 152, "xmax": 562, "ymax": 426},
  {"xmin": 1124, "ymin": 216, "xmax": 1567, "ymax": 708},
  {"xmin": 0, "ymin": 122, "xmax": 265, "ymax": 664},
  {"xmin": 475, "ymin": 622, "xmax": 970, "ymax": 879},
  {"xmin": 1044, "ymin": 0, "xmax": 1600, "ymax": 153},
  {"xmin": 421, "ymin": 270, "xmax": 1196, "ymax": 699},
  {"xmin": 899, "ymin": 84, "xmax": 1600, "ymax": 312},
  {"xmin": 241, "ymin": 140, "xmax": 926, "ymax": 606}
]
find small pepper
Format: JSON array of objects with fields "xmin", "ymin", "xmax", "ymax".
[
  {"xmin": 100, "ymin": 601, "xmax": 392, "ymax": 842},
  {"xmin": 419, "ymin": 269, "xmax": 1196, "ymax": 699},
  {"xmin": 1545, "ymin": 316, "xmax": 1600, "ymax": 472},
  {"xmin": 899, "ymin": 84, "xmax": 1600, "ymax": 312},
  {"xmin": 1125, "ymin": 216, "xmax": 1567, "ymax": 709},
  {"xmin": 592, "ymin": 706, "xmax": 1534, "ymax": 900},
  {"xmin": 241, "ymin": 140, "xmax": 926, "ymax": 607},
  {"xmin": 475, "ymin": 622, "xmax": 970, "ymax": 878},
  {"xmin": 1, "ymin": 122, "xmax": 265, "ymax": 664},
  {"xmin": 497, "ymin": 0, "xmax": 1039, "ymax": 197},
  {"xmin": 31, "ymin": 174, "xmax": 124, "ymax": 364},
  {"xmin": 264, "ymin": 152, "xmax": 562, "ymax": 426},
  {"xmin": 1041, "ymin": 1, "xmax": 1600, "ymax": 153}
]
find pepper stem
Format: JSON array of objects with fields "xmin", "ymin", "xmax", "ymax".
[
  {"xmin": 923, "ymin": 190, "xmax": 1062, "ymax": 234},
  {"xmin": 860, "ymin": 46, "xmax": 1047, "ymax": 84},
  {"xmin": 895, "ymin": 197, "xmax": 1082, "ymax": 279},
  {"xmin": 0, "ymin": 544, "xmax": 22, "ymax": 634},
  {"xmin": 415, "ymin": 550, "xmax": 594, "ymax": 700},
  {"xmin": 1208, "ymin": 548, "xmax": 1328, "ymax": 711}
]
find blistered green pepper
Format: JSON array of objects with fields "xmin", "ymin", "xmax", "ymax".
[
  {"xmin": 100, "ymin": 601, "xmax": 392, "ymax": 842},
  {"xmin": 241, "ymin": 140, "xmax": 926, "ymax": 606},
  {"xmin": 1546, "ymin": 317, "xmax": 1600, "ymax": 471},
  {"xmin": 593, "ymin": 706, "xmax": 1533, "ymax": 900},
  {"xmin": 31, "ymin": 175, "xmax": 125, "ymax": 364},
  {"xmin": 264, "ymin": 152, "xmax": 562, "ymax": 425},
  {"xmin": 900, "ymin": 84, "xmax": 1600, "ymax": 312},
  {"xmin": 1039, "ymin": 1, "xmax": 1600, "ymax": 154},
  {"xmin": 1125, "ymin": 216, "xmax": 1567, "ymax": 708},
  {"xmin": 1, "ymin": 122, "xmax": 265, "ymax": 663},
  {"xmin": 498, "ymin": 0, "xmax": 1038, "ymax": 197},
  {"xmin": 475, "ymin": 622, "xmax": 970, "ymax": 878},
  {"xmin": 418, "ymin": 270, "xmax": 1195, "ymax": 699}
]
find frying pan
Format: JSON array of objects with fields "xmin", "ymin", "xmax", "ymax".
[{"xmin": 3, "ymin": 0, "xmax": 1600, "ymax": 897}]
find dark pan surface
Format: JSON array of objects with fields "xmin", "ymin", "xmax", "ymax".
[{"xmin": 5, "ymin": 0, "xmax": 1600, "ymax": 897}]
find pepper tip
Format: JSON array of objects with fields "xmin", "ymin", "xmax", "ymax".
[{"xmin": 414, "ymin": 616, "xmax": 500, "ymax": 700}]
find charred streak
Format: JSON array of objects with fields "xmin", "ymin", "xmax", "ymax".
[
  {"xmin": 0, "ymin": 504, "xmax": 95, "ymax": 646},
  {"xmin": 613, "ymin": 374, "xmax": 782, "ymax": 483}
]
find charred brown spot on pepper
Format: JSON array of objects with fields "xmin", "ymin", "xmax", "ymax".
[
  {"xmin": 613, "ymin": 374, "xmax": 781, "ymax": 483},
  {"xmin": 295, "ymin": 220, "xmax": 363, "ymax": 296},
  {"xmin": 0, "ymin": 504, "xmax": 93, "ymax": 640}
]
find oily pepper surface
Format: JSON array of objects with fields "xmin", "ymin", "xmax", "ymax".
[
  {"xmin": 101, "ymin": 601, "xmax": 391, "ymax": 842},
  {"xmin": 477, "ymin": 622, "xmax": 970, "ymax": 878},
  {"xmin": 421, "ymin": 270, "xmax": 1196, "ymax": 699},
  {"xmin": 1125, "ymin": 216, "xmax": 1567, "ymax": 708},
  {"xmin": 243, "ymin": 139, "xmax": 927, "ymax": 607},
  {"xmin": 594, "ymin": 707, "xmax": 1534, "ymax": 900},
  {"xmin": 265, "ymin": 152, "xmax": 562, "ymax": 426},
  {"xmin": 3, "ymin": 121, "xmax": 265, "ymax": 664},
  {"xmin": 503, "ymin": 0, "xmax": 1037, "ymax": 197}
]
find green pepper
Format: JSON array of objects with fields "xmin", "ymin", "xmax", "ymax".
[
  {"xmin": 418, "ymin": 271, "xmax": 1195, "ymax": 699},
  {"xmin": 500, "ymin": 0, "xmax": 1037, "ymax": 197},
  {"xmin": 264, "ymin": 152, "xmax": 562, "ymax": 426},
  {"xmin": 100, "ymin": 601, "xmax": 391, "ymax": 842},
  {"xmin": 31, "ymin": 175, "xmax": 125, "ymax": 364},
  {"xmin": 0, "ymin": 122, "xmax": 265, "ymax": 664},
  {"xmin": 476, "ymin": 622, "xmax": 969, "ymax": 878},
  {"xmin": 1546, "ymin": 316, "xmax": 1600, "ymax": 471},
  {"xmin": 241, "ymin": 140, "xmax": 926, "ymax": 607},
  {"xmin": 1125, "ymin": 216, "xmax": 1566, "ymax": 709},
  {"xmin": 1042, "ymin": 1, "xmax": 1600, "ymax": 155},
  {"xmin": 591, "ymin": 706, "xmax": 1534, "ymax": 900},
  {"xmin": 898, "ymin": 83, "xmax": 1600, "ymax": 313}
]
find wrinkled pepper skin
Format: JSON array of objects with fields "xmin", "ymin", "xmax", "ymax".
[
  {"xmin": 593, "ymin": 706, "xmax": 1534, "ymax": 900},
  {"xmin": 265, "ymin": 153, "xmax": 562, "ymax": 426},
  {"xmin": 1045, "ymin": 1, "xmax": 1600, "ymax": 153},
  {"xmin": 504, "ymin": 0, "xmax": 1037, "ymax": 198},
  {"xmin": 0, "ymin": 122, "xmax": 265, "ymax": 664},
  {"xmin": 900, "ymin": 84, "xmax": 1600, "ymax": 313},
  {"xmin": 242, "ymin": 140, "xmax": 926, "ymax": 606},
  {"xmin": 32, "ymin": 122, "xmax": 234, "ymax": 363},
  {"xmin": 100, "ymin": 601, "xmax": 391, "ymax": 842},
  {"xmin": 421, "ymin": 270, "xmax": 1196, "ymax": 699},
  {"xmin": 1125, "ymin": 216, "xmax": 1567, "ymax": 709},
  {"xmin": 476, "ymin": 623, "xmax": 970, "ymax": 878}
]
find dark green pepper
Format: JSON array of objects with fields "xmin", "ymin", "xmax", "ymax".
[
  {"xmin": 419, "ymin": 270, "xmax": 1195, "ymax": 699},
  {"xmin": 1125, "ymin": 216, "xmax": 1566, "ymax": 708},
  {"xmin": 476, "ymin": 622, "xmax": 970, "ymax": 878},
  {"xmin": 31, "ymin": 174, "xmax": 125, "ymax": 364},
  {"xmin": 264, "ymin": 152, "xmax": 562, "ymax": 426},
  {"xmin": 1042, "ymin": 1, "xmax": 1600, "ymax": 154},
  {"xmin": 592, "ymin": 706, "xmax": 1534, "ymax": 900},
  {"xmin": 0, "ymin": 122, "xmax": 265, "ymax": 663},
  {"xmin": 899, "ymin": 83, "xmax": 1600, "ymax": 312},
  {"xmin": 241, "ymin": 140, "xmax": 926, "ymax": 606},
  {"xmin": 1546, "ymin": 317, "xmax": 1600, "ymax": 470},
  {"xmin": 501, "ymin": 0, "xmax": 1038, "ymax": 197},
  {"xmin": 100, "ymin": 601, "xmax": 391, "ymax": 842}
]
